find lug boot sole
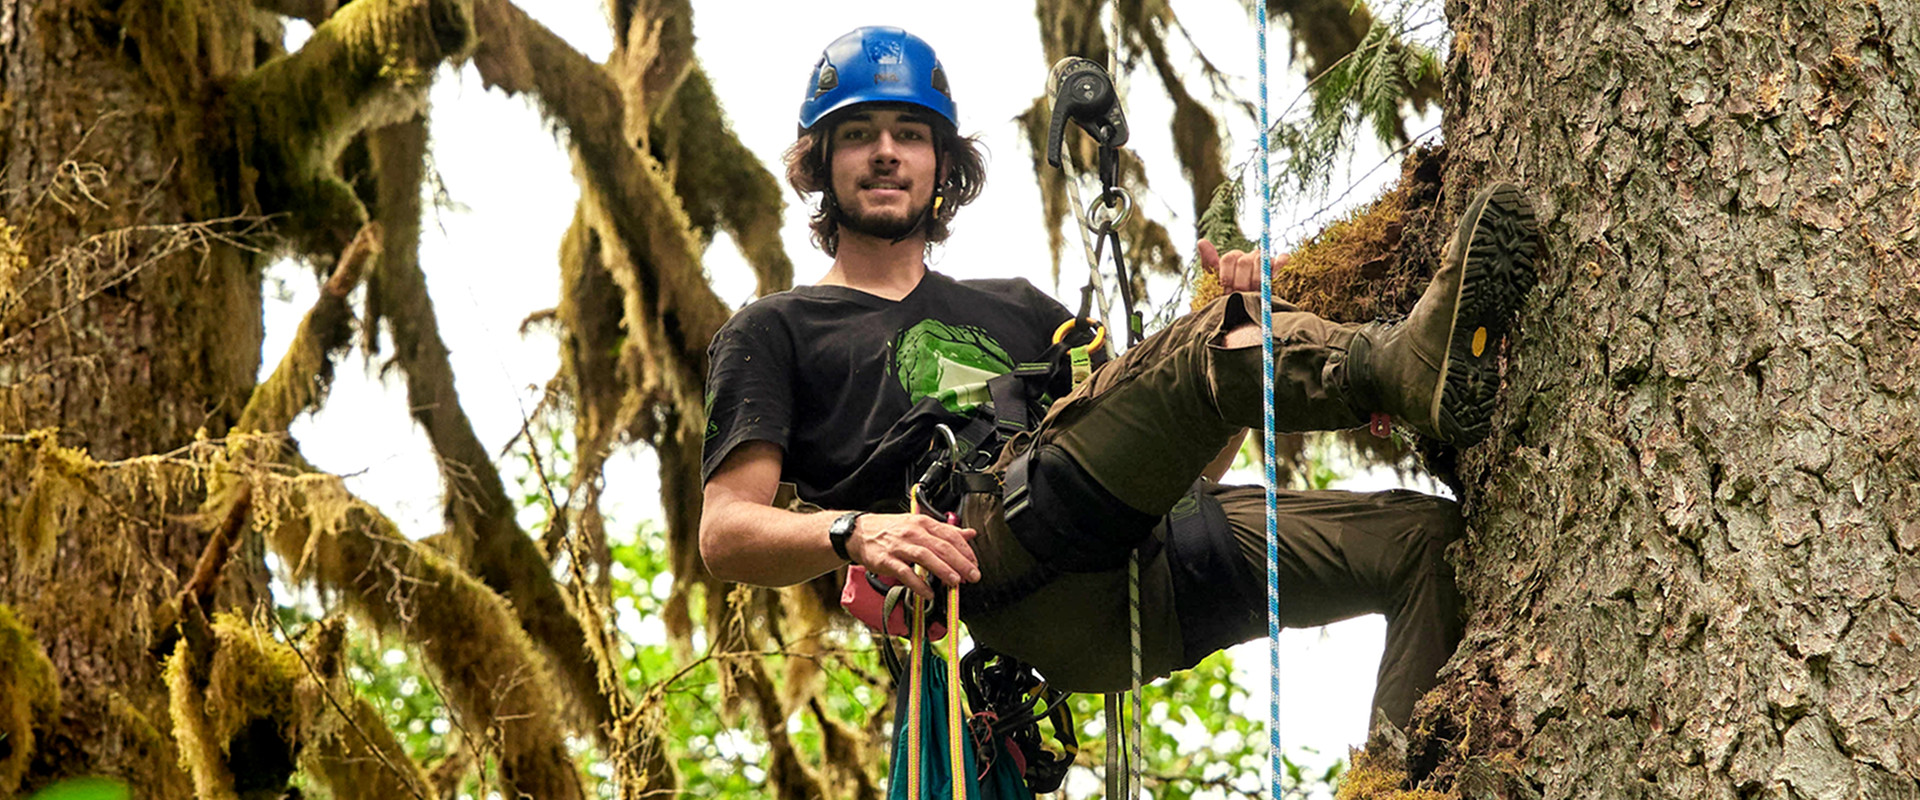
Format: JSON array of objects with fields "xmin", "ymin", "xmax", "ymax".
[{"xmin": 1433, "ymin": 183, "xmax": 1538, "ymax": 445}]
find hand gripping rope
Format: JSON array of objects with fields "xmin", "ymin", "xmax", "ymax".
[{"xmin": 902, "ymin": 427, "xmax": 968, "ymax": 800}]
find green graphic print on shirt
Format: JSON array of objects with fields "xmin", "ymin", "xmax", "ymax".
[{"xmin": 891, "ymin": 319, "xmax": 1015, "ymax": 413}]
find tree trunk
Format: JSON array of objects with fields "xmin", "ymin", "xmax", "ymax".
[
  {"xmin": 1425, "ymin": 1, "xmax": 1920, "ymax": 797},
  {"xmin": 0, "ymin": 0, "xmax": 490, "ymax": 794},
  {"xmin": 0, "ymin": 1, "xmax": 272, "ymax": 791}
]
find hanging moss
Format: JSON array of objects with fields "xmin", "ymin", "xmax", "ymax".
[
  {"xmin": 7, "ymin": 431, "xmax": 95, "ymax": 572},
  {"xmin": 652, "ymin": 67, "xmax": 793, "ymax": 297},
  {"xmin": 0, "ymin": 216, "xmax": 26, "ymax": 322},
  {"xmin": 164, "ymin": 612, "xmax": 307, "ymax": 800},
  {"xmin": 0, "ymin": 605, "xmax": 59, "ymax": 797},
  {"xmin": 294, "ymin": 618, "xmax": 435, "ymax": 799}
]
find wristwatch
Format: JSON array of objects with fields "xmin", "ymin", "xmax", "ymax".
[{"xmin": 828, "ymin": 511, "xmax": 865, "ymax": 563}]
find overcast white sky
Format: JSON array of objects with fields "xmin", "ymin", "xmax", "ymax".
[{"xmin": 264, "ymin": 0, "xmax": 1440, "ymax": 785}]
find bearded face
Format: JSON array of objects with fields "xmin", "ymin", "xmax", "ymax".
[{"xmin": 827, "ymin": 108, "xmax": 939, "ymax": 241}]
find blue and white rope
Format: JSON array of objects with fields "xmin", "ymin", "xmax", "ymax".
[{"xmin": 1256, "ymin": 5, "xmax": 1283, "ymax": 799}]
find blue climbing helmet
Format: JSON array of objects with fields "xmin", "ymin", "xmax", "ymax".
[{"xmin": 798, "ymin": 26, "xmax": 957, "ymax": 133}]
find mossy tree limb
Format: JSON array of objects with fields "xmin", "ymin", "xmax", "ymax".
[
  {"xmin": 222, "ymin": 215, "xmax": 585, "ymax": 798},
  {"xmin": 361, "ymin": 117, "xmax": 618, "ymax": 748},
  {"xmin": 652, "ymin": 67, "xmax": 794, "ymax": 298},
  {"xmin": 229, "ymin": 0, "xmax": 475, "ymax": 258},
  {"xmin": 236, "ymin": 222, "xmax": 380, "ymax": 436}
]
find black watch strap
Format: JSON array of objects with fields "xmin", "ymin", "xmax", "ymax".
[{"xmin": 829, "ymin": 511, "xmax": 865, "ymax": 563}]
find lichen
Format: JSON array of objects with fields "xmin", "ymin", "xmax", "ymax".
[
  {"xmin": 0, "ymin": 605, "xmax": 59, "ymax": 797},
  {"xmin": 0, "ymin": 215, "xmax": 27, "ymax": 317}
]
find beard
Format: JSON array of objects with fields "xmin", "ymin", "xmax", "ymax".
[{"xmin": 835, "ymin": 194, "xmax": 930, "ymax": 241}]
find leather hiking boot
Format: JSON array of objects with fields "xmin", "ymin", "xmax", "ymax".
[{"xmin": 1340, "ymin": 183, "xmax": 1538, "ymax": 445}]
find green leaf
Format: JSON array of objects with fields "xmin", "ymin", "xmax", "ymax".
[{"xmin": 27, "ymin": 778, "xmax": 130, "ymax": 800}]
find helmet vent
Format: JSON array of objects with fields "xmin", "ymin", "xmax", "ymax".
[
  {"xmin": 815, "ymin": 64, "xmax": 838, "ymax": 96},
  {"xmin": 931, "ymin": 67, "xmax": 950, "ymax": 97}
]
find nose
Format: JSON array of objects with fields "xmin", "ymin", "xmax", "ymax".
[{"xmin": 870, "ymin": 131, "xmax": 900, "ymax": 165}]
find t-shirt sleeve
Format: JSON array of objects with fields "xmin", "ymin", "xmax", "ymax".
[{"xmin": 701, "ymin": 308, "xmax": 794, "ymax": 484}]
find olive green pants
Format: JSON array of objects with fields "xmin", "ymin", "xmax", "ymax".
[{"xmin": 962, "ymin": 293, "xmax": 1465, "ymax": 728}]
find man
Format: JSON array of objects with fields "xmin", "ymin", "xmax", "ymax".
[{"xmin": 699, "ymin": 26, "xmax": 1537, "ymax": 729}]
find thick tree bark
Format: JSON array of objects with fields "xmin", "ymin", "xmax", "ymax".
[
  {"xmin": 1419, "ymin": 1, "xmax": 1920, "ymax": 797},
  {"xmin": 0, "ymin": 0, "xmax": 510, "ymax": 794}
]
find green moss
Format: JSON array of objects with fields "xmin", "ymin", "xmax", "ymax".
[
  {"xmin": 0, "ymin": 605, "xmax": 59, "ymax": 797},
  {"xmin": 229, "ymin": 0, "xmax": 474, "ymax": 257},
  {"xmin": 7, "ymin": 431, "xmax": 93, "ymax": 571}
]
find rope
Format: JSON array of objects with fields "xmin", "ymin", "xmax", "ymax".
[
  {"xmin": 907, "ymin": 488, "xmax": 927, "ymax": 797},
  {"xmin": 1109, "ymin": 9, "xmax": 1147, "ymax": 796},
  {"xmin": 1128, "ymin": 554, "xmax": 1143, "ymax": 800},
  {"xmin": 1256, "ymin": 6, "xmax": 1283, "ymax": 799},
  {"xmin": 946, "ymin": 516, "xmax": 967, "ymax": 800}
]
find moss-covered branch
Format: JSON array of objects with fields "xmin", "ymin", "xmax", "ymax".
[
  {"xmin": 221, "ymin": 215, "xmax": 584, "ymax": 797},
  {"xmin": 652, "ymin": 67, "xmax": 793, "ymax": 297},
  {"xmin": 231, "ymin": 0, "xmax": 474, "ymax": 256},
  {"xmin": 255, "ymin": 0, "xmax": 340, "ymax": 26},
  {"xmin": 468, "ymin": 0, "xmax": 729, "ymax": 353},
  {"xmin": 236, "ymin": 222, "xmax": 379, "ymax": 434},
  {"xmin": 362, "ymin": 117, "xmax": 618, "ymax": 746}
]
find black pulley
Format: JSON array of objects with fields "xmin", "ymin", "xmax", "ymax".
[{"xmin": 1045, "ymin": 56, "xmax": 1129, "ymax": 168}]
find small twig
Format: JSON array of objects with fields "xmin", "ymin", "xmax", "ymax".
[
  {"xmin": 177, "ymin": 483, "xmax": 255, "ymax": 610},
  {"xmin": 413, "ymin": 641, "xmax": 494, "ymax": 793},
  {"xmin": 267, "ymin": 612, "xmax": 433, "ymax": 800}
]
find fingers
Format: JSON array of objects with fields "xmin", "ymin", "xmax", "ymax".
[
  {"xmin": 1209, "ymin": 248, "xmax": 1290, "ymax": 293},
  {"xmin": 856, "ymin": 514, "xmax": 980, "ymax": 600}
]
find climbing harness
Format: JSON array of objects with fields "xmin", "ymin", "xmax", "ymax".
[{"xmin": 852, "ymin": 425, "xmax": 1078, "ymax": 799}]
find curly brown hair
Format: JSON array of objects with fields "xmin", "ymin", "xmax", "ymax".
[{"xmin": 783, "ymin": 108, "xmax": 987, "ymax": 256}]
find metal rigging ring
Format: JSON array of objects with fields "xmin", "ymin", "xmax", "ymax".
[{"xmin": 1084, "ymin": 187, "xmax": 1132, "ymax": 234}]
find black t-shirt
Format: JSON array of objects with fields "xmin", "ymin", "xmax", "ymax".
[{"xmin": 702, "ymin": 271, "xmax": 1079, "ymax": 512}]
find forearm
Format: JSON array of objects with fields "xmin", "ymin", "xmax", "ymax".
[{"xmin": 700, "ymin": 501, "xmax": 846, "ymax": 588}]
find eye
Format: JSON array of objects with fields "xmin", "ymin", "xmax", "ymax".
[{"xmin": 839, "ymin": 127, "xmax": 871, "ymax": 142}]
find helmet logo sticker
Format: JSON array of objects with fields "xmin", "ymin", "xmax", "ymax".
[
  {"xmin": 866, "ymin": 38, "xmax": 904, "ymax": 64},
  {"xmin": 874, "ymin": 72, "xmax": 901, "ymax": 84}
]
